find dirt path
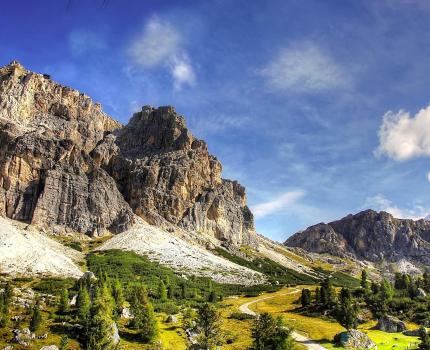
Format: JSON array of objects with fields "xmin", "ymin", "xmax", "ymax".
[{"xmin": 238, "ymin": 289, "xmax": 327, "ymax": 350}]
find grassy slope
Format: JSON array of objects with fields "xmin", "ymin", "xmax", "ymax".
[
  {"xmin": 215, "ymin": 247, "xmax": 360, "ymax": 288},
  {"xmin": 214, "ymin": 247, "xmax": 317, "ymax": 285},
  {"xmin": 240, "ymin": 286, "xmax": 420, "ymax": 350}
]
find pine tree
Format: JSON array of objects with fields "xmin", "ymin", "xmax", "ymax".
[
  {"xmin": 58, "ymin": 288, "xmax": 69, "ymax": 314},
  {"xmin": 251, "ymin": 312, "xmax": 294, "ymax": 350},
  {"xmin": 129, "ymin": 285, "xmax": 158, "ymax": 343},
  {"xmin": 315, "ymin": 287, "xmax": 321, "ymax": 305},
  {"xmin": 208, "ymin": 291, "xmax": 217, "ymax": 303},
  {"xmin": 76, "ymin": 286, "xmax": 91, "ymax": 323},
  {"xmin": 180, "ymin": 283, "xmax": 187, "ymax": 299},
  {"xmin": 320, "ymin": 278, "xmax": 336, "ymax": 309},
  {"xmin": 423, "ymin": 272, "xmax": 430, "ymax": 292},
  {"xmin": 0, "ymin": 282, "xmax": 13, "ymax": 328},
  {"xmin": 30, "ymin": 300, "xmax": 42, "ymax": 332},
  {"xmin": 157, "ymin": 280, "xmax": 167, "ymax": 302},
  {"xmin": 60, "ymin": 335, "xmax": 69, "ymax": 350},
  {"xmin": 419, "ymin": 327, "xmax": 430, "ymax": 350},
  {"xmin": 167, "ymin": 285, "xmax": 174, "ymax": 299},
  {"xmin": 378, "ymin": 279, "xmax": 394, "ymax": 315},
  {"xmin": 192, "ymin": 303, "xmax": 224, "ymax": 350},
  {"xmin": 111, "ymin": 278, "xmax": 124, "ymax": 316},
  {"xmin": 361, "ymin": 270, "xmax": 368, "ymax": 290},
  {"xmin": 86, "ymin": 283, "xmax": 117, "ymax": 350},
  {"xmin": 335, "ymin": 288, "xmax": 359, "ymax": 330},
  {"xmin": 301, "ymin": 288, "xmax": 311, "ymax": 307}
]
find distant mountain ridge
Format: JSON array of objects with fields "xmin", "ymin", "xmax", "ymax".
[{"xmin": 285, "ymin": 209, "xmax": 430, "ymax": 266}]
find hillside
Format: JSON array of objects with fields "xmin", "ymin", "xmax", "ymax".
[{"xmin": 0, "ymin": 60, "xmax": 331, "ymax": 285}]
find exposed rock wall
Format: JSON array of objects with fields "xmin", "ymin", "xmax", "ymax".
[
  {"xmin": 94, "ymin": 106, "xmax": 256, "ymax": 245},
  {"xmin": 0, "ymin": 61, "xmax": 134, "ymax": 235},
  {"xmin": 285, "ymin": 209, "xmax": 430, "ymax": 264},
  {"xmin": 0, "ymin": 61, "xmax": 256, "ymax": 245}
]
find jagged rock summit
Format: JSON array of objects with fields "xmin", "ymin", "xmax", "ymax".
[
  {"xmin": 285, "ymin": 209, "xmax": 430, "ymax": 265},
  {"xmin": 0, "ymin": 60, "xmax": 256, "ymax": 246}
]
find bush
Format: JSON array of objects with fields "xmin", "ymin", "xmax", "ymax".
[
  {"xmin": 229, "ymin": 312, "xmax": 256, "ymax": 320},
  {"xmin": 66, "ymin": 241, "xmax": 83, "ymax": 252},
  {"xmin": 33, "ymin": 278, "xmax": 76, "ymax": 295}
]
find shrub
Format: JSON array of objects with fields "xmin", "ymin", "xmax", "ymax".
[{"xmin": 229, "ymin": 312, "xmax": 256, "ymax": 320}]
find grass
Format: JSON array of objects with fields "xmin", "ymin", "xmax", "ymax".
[
  {"xmin": 118, "ymin": 313, "xmax": 187, "ymax": 350},
  {"xmin": 231, "ymin": 286, "xmax": 421, "ymax": 350},
  {"xmin": 214, "ymin": 247, "xmax": 317, "ymax": 285},
  {"xmin": 87, "ymin": 249, "xmax": 281, "ymax": 300},
  {"xmin": 321, "ymin": 325, "xmax": 420, "ymax": 350}
]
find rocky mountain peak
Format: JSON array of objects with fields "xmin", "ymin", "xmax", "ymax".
[
  {"xmin": 117, "ymin": 104, "xmax": 208, "ymax": 157},
  {"xmin": 285, "ymin": 209, "xmax": 430, "ymax": 266},
  {"xmin": 0, "ymin": 61, "xmax": 255, "ymax": 246}
]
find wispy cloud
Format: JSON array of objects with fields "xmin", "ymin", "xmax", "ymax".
[
  {"xmin": 169, "ymin": 54, "xmax": 196, "ymax": 90},
  {"xmin": 127, "ymin": 16, "xmax": 196, "ymax": 90},
  {"xmin": 364, "ymin": 194, "xmax": 428, "ymax": 219},
  {"xmin": 251, "ymin": 190, "xmax": 305, "ymax": 219},
  {"xmin": 260, "ymin": 42, "xmax": 350, "ymax": 94},
  {"xmin": 69, "ymin": 29, "xmax": 106, "ymax": 57},
  {"xmin": 375, "ymin": 104, "xmax": 430, "ymax": 161}
]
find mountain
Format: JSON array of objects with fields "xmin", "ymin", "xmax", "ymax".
[
  {"xmin": 285, "ymin": 209, "xmax": 430, "ymax": 267},
  {"xmin": 0, "ymin": 60, "xmax": 254, "ymax": 246},
  {"xmin": 0, "ymin": 60, "xmax": 329, "ymax": 283}
]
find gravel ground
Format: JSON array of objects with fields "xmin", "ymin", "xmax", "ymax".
[
  {"xmin": 0, "ymin": 217, "xmax": 83, "ymax": 278},
  {"xmin": 97, "ymin": 218, "xmax": 266, "ymax": 285}
]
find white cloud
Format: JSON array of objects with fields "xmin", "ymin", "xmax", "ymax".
[
  {"xmin": 260, "ymin": 43, "xmax": 349, "ymax": 93},
  {"xmin": 375, "ymin": 104, "xmax": 430, "ymax": 161},
  {"xmin": 251, "ymin": 190, "xmax": 305, "ymax": 219},
  {"xmin": 69, "ymin": 30, "xmax": 106, "ymax": 57},
  {"xmin": 170, "ymin": 54, "xmax": 196, "ymax": 90},
  {"xmin": 427, "ymin": 172, "xmax": 430, "ymax": 182},
  {"xmin": 127, "ymin": 16, "xmax": 196, "ymax": 90},
  {"xmin": 364, "ymin": 194, "xmax": 428, "ymax": 220},
  {"xmin": 128, "ymin": 16, "xmax": 180, "ymax": 68}
]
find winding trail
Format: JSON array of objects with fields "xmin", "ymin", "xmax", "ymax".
[{"xmin": 238, "ymin": 289, "xmax": 327, "ymax": 350}]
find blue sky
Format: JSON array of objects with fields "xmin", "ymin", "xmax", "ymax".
[{"xmin": 2, "ymin": 0, "xmax": 430, "ymax": 241}]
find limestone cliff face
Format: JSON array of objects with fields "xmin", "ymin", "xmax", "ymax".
[
  {"xmin": 0, "ymin": 61, "xmax": 134, "ymax": 235},
  {"xmin": 93, "ymin": 106, "xmax": 256, "ymax": 246},
  {"xmin": 0, "ymin": 61, "xmax": 256, "ymax": 245},
  {"xmin": 285, "ymin": 209, "xmax": 430, "ymax": 264}
]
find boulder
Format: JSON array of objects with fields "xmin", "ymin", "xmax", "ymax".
[
  {"xmin": 403, "ymin": 327, "xmax": 427, "ymax": 337},
  {"xmin": 111, "ymin": 322, "xmax": 120, "ymax": 345},
  {"xmin": 40, "ymin": 346, "xmax": 59, "ymax": 350},
  {"xmin": 417, "ymin": 288, "xmax": 427, "ymax": 298},
  {"xmin": 376, "ymin": 315, "xmax": 406, "ymax": 333},
  {"xmin": 335, "ymin": 329, "xmax": 376, "ymax": 349},
  {"xmin": 120, "ymin": 307, "xmax": 133, "ymax": 319},
  {"xmin": 11, "ymin": 328, "xmax": 35, "ymax": 345},
  {"xmin": 69, "ymin": 294, "xmax": 77, "ymax": 306},
  {"xmin": 79, "ymin": 271, "xmax": 97, "ymax": 285}
]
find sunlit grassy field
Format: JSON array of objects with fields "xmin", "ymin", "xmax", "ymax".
[{"xmin": 242, "ymin": 286, "xmax": 421, "ymax": 350}]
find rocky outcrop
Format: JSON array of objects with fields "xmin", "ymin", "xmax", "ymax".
[
  {"xmin": 376, "ymin": 315, "xmax": 406, "ymax": 333},
  {"xmin": 403, "ymin": 328, "xmax": 426, "ymax": 336},
  {"xmin": 0, "ymin": 61, "xmax": 255, "ymax": 246},
  {"xmin": 94, "ymin": 105, "xmax": 256, "ymax": 245},
  {"xmin": 285, "ymin": 209, "xmax": 430, "ymax": 264},
  {"xmin": 335, "ymin": 329, "xmax": 376, "ymax": 349},
  {"xmin": 0, "ymin": 60, "xmax": 134, "ymax": 236}
]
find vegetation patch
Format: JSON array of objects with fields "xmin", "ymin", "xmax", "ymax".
[{"xmin": 214, "ymin": 247, "xmax": 317, "ymax": 285}]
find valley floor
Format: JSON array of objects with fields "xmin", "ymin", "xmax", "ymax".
[{"xmin": 227, "ymin": 286, "xmax": 421, "ymax": 350}]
